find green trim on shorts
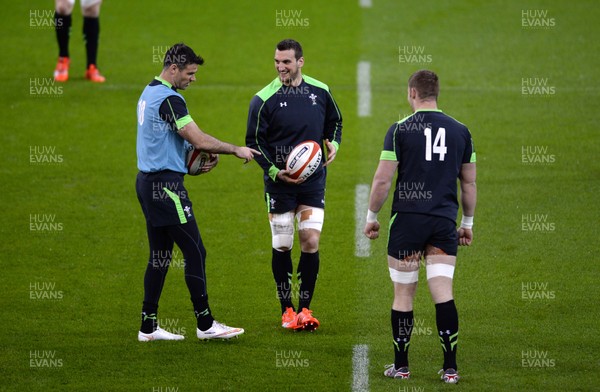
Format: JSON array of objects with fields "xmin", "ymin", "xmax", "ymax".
[
  {"xmin": 163, "ymin": 187, "xmax": 187, "ymax": 224},
  {"xmin": 387, "ymin": 212, "xmax": 398, "ymax": 246},
  {"xmin": 265, "ymin": 193, "xmax": 270, "ymax": 213}
]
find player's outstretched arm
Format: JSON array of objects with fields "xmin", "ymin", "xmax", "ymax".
[
  {"xmin": 458, "ymin": 162, "xmax": 477, "ymax": 246},
  {"xmin": 363, "ymin": 160, "xmax": 398, "ymax": 240},
  {"xmin": 179, "ymin": 121, "xmax": 260, "ymax": 163}
]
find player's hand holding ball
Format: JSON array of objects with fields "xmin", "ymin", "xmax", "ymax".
[
  {"xmin": 200, "ymin": 153, "xmax": 219, "ymax": 174},
  {"xmin": 276, "ymin": 169, "xmax": 305, "ymax": 185},
  {"xmin": 283, "ymin": 140, "xmax": 322, "ymax": 184}
]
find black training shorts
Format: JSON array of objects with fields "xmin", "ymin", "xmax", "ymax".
[
  {"xmin": 136, "ymin": 170, "xmax": 195, "ymax": 227},
  {"xmin": 265, "ymin": 190, "xmax": 325, "ymax": 214},
  {"xmin": 387, "ymin": 212, "xmax": 458, "ymax": 259}
]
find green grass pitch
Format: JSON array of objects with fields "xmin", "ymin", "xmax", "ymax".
[{"xmin": 1, "ymin": 0, "xmax": 598, "ymax": 391}]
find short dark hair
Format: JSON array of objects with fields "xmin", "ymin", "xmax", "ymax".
[
  {"xmin": 408, "ymin": 70, "xmax": 439, "ymax": 101},
  {"xmin": 276, "ymin": 39, "xmax": 303, "ymax": 60},
  {"xmin": 163, "ymin": 43, "xmax": 204, "ymax": 70}
]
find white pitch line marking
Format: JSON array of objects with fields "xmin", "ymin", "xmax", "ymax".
[
  {"xmin": 357, "ymin": 61, "xmax": 371, "ymax": 117},
  {"xmin": 359, "ymin": 0, "xmax": 372, "ymax": 8},
  {"xmin": 355, "ymin": 184, "xmax": 371, "ymax": 258},
  {"xmin": 352, "ymin": 344, "xmax": 370, "ymax": 392}
]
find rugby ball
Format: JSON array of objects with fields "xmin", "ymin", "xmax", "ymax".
[
  {"xmin": 186, "ymin": 147, "xmax": 210, "ymax": 176},
  {"xmin": 286, "ymin": 140, "xmax": 322, "ymax": 180}
]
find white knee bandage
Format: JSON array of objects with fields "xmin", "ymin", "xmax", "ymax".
[
  {"xmin": 426, "ymin": 263, "xmax": 455, "ymax": 280},
  {"xmin": 389, "ymin": 268, "xmax": 419, "ymax": 284},
  {"xmin": 80, "ymin": 0, "xmax": 103, "ymax": 8},
  {"xmin": 296, "ymin": 208, "xmax": 324, "ymax": 232},
  {"xmin": 270, "ymin": 212, "xmax": 295, "ymax": 251}
]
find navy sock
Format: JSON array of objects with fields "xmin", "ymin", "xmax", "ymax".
[
  {"xmin": 83, "ymin": 16, "xmax": 99, "ymax": 67},
  {"xmin": 193, "ymin": 296, "xmax": 214, "ymax": 331},
  {"xmin": 54, "ymin": 12, "xmax": 71, "ymax": 58},
  {"xmin": 297, "ymin": 251, "xmax": 319, "ymax": 310},
  {"xmin": 436, "ymin": 300, "xmax": 459, "ymax": 371},
  {"xmin": 392, "ymin": 309, "xmax": 413, "ymax": 368},
  {"xmin": 272, "ymin": 249, "xmax": 293, "ymax": 314},
  {"xmin": 140, "ymin": 306, "xmax": 158, "ymax": 334}
]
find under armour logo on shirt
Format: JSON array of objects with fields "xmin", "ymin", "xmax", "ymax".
[{"xmin": 280, "ymin": 102, "xmax": 287, "ymax": 107}]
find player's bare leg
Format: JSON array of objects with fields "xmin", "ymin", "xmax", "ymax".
[
  {"xmin": 425, "ymin": 245, "xmax": 460, "ymax": 383},
  {"xmin": 295, "ymin": 205, "xmax": 322, "ymax": 331},
  {"xmin": 385, "ymin": 254, "xmax": 419, "ymax": 379}
]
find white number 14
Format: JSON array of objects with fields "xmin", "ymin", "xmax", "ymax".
[{"xmin": 424, "ymin": 127, "xmax": 447, "ymax": 161}]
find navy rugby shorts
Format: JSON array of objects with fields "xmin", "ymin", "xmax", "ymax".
[{"xmin": 387, "ymin": 212, "xmax": 458, "ymax": 259}]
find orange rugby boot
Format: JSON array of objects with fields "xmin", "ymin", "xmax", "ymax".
[
  {"xmin": 53, "ymin": 57, "xmax": 69, "ymax": 82},
  {"xmin": 296, "ymin": 308, "xmax": 320, "ymax": 332},
  {"xmin": 85, "ymin": 64, "xmax": 106, "ymax": 83}
]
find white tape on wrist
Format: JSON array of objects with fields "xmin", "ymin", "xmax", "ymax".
[
  {"xmin": 460, "ymin": 215, "xmax": 473, "ymax": 229},
  {"xmin": 366, "ymin": 209, "xmax": 378, "ymax": 223}
]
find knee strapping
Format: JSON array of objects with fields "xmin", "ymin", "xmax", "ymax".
[
  {"xmin": 296, "ymin": 208, "xmax": 324, "ymax": 232},
  {"xmin": 426, "ymin": 263, "xmax": 455, "ymax": 280},
  {"xmin": 389, "ymin": 267, "xmax": 419, "ymax": 284},
  {"xmin": 270, "ymin": 212, "xmax": 295, "ymax": 251}
]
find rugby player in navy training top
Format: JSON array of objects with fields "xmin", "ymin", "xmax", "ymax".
[
  {"xmin": 363, "ymin": 70, "xmax": 477, "ymax": 384},
  {"xmin": 136, "ymin": 43, "xmax": 259, "ymax": 342},
  {"xmin": 246, "ymin": 39, "xmax": 343, "ymax": 331}
]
